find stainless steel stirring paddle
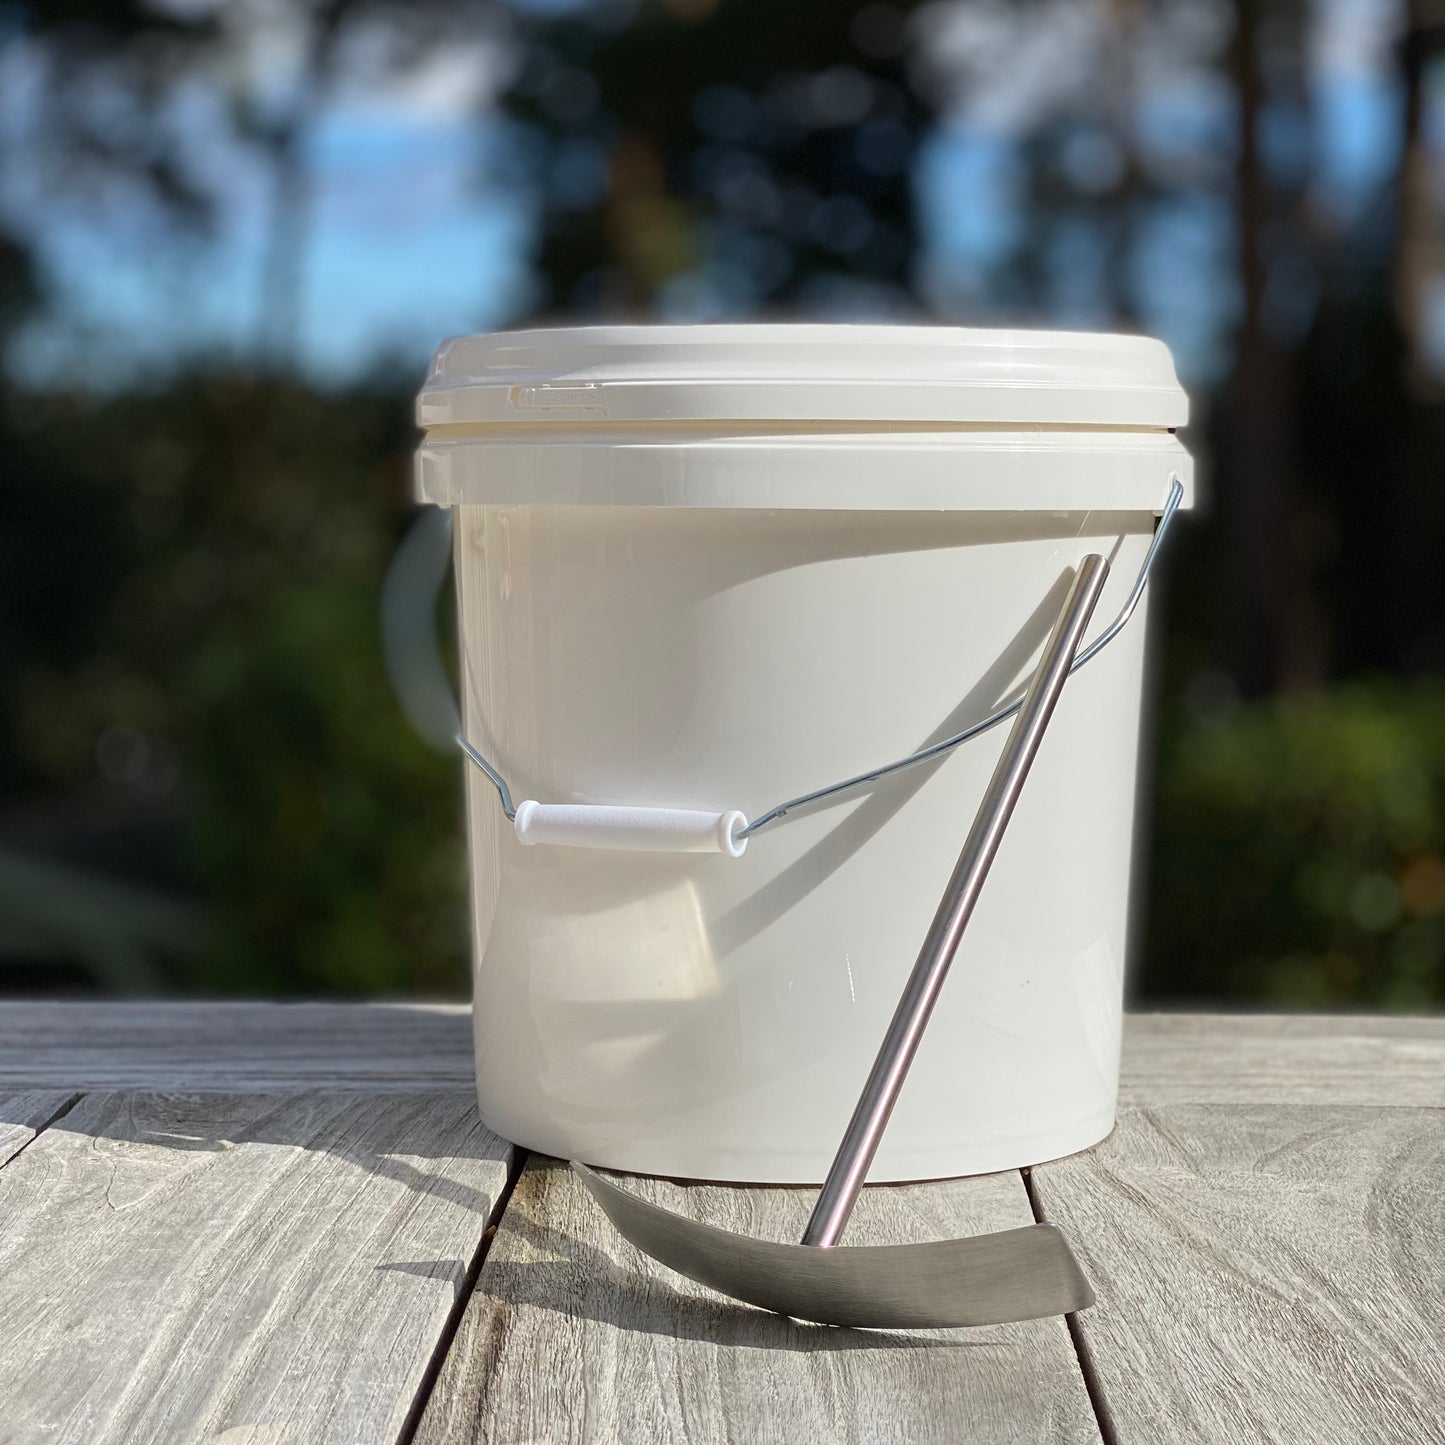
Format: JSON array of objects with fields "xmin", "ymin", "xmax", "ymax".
[{"xmin": 573, "ymin": 553, "xmax": 1110, "ymax": 1329}]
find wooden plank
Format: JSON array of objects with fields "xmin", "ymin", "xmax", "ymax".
[
  {"xmin": 1030, "ymin": 1102, "xmax": 1445, "ymax": 1444},
  {"xmin": 0, "ymin": 1090, "xmax": 78, "ymax": 1167},
  {"xmin": 416, "ymin": 1159, "xmax": 1100, "ymax": 1445},
  {"xmin": 0, "ymin": 1002, "xmax": 473, "ymax": 1091},
  {"xmin": 8, "ymin": 1005, "xmax": 1441, "ymax": 1102},
  {"xmin": 1121, "ymin": 1012, "xmax": 1445, "ymax": 1106},
  {"xmin": 0, "ymin": 1089, "xmax": 511, "ymax": 1445}
]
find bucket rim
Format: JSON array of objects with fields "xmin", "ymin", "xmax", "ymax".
[{"xmin": 418, "ymin": 323, "xmax": 1188, "ymax": 431}]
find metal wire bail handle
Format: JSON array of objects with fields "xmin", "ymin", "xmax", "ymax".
[{"xmin": 458, "ymin": 475, "xmax": 1185, "ymax": 847}]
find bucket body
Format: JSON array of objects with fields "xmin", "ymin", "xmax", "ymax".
[{"xmin": 418, "ymin": 325, "xmax": 1194, "ymax": 1183}]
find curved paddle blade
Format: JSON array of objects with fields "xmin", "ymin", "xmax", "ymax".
[{"xmin": 572, "ymin": 1163, "xmax": 1094, "ymax": 1330}]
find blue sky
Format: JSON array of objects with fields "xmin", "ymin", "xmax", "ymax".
[{"xmin": 11, "ymin": 102, "xmax": 531, "ymax": 385}]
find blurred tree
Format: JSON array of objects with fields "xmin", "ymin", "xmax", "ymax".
[
  {"xmin": 0, "ymin": 1, "xmax": 220, "ymax": 350},
  {"xmin": 1, "ymin": 2, "xmax": 490, "ymax": 994},
  {"xmin": 10, "ymin": 378, "xmax": 465, "ymax": 995},
  {"xmin": 1393, "ymin": 0, "xmax": 1445, "ymax": 377},
  {"xmin": 1210, "ymin": 0, "xmax": 1323, "ymax": 697},
  {"xmin": 1205, "ymin": 0, "xmax": 1445, "ymax": 694},
  {"xmin": 0, "ymin": 2, "xmax": 220, "ymax": 803},
  {"xmin": 503, "ymin": 0, "xmax": 933, "ymax": 316},
  {"xmin": 986, "ymin": 0, "xmax": 1156, "ymax": 325},
  {"xmin": 1289, "ymin": 0, "xmax": 1445, "ymax": 685},
  {"xmin": 1147, "ymin": 683, "xmax": 1445, "ymax": 1008},
  {"xmin": 220, "ymin": 0, "xmax": 503, "ymax": 366}
]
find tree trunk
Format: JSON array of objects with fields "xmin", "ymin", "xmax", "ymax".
[
  {"xmin": 1217, "ymin": 0, "xmax": 1320, "ymax": 695},
  {"xmin": 255, "ymin": 0, "xmax": 349, "ymax": 371},
  {"xmin": 1394, "ymin": 3, "xmax": 1442, "ymax": 383},
  {"xmin": 258, "ymin": 121, "xmax": 310, "ymax": 368}
]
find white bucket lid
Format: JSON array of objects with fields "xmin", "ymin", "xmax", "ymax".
[{"xmin": 418, "ymin": 323, "xmax": 1188, "ymax": 429}]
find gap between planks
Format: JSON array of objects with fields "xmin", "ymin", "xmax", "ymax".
[
  {"xmin": 1023, "ymin": 1166, "xmax": 1120, "ymax": 1445},
  {"xmin": 396, "ymin": 1146, "xmax": 531, "ymax": 1445}
]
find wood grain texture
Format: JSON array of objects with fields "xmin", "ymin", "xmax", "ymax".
[
  {"xmin": 0, "ymin": 1089, "xmax": 510, "ymax": 1445},
  {"xmin": 1121, "ymin": 1012, "xmax": 1445, "ymax": 1106},
  {"xmin": 0, "ymin": 1091, "xmax": 77, "ymax": 1167},
  {"xmin": 7, "ymin": 1005, "xmax": 1440, "ymax": 1103},
  {"xmin": 0, "ymin": 1002, "xmax": 473, "ymax": 1091},
  {"xmin": 415, "ymin": 1159, "xmax": 1100, "ymax": 1445},
  {"xmin": 1031, "ymin": 1102, "xmax": 1445, "ymax": 1444}
]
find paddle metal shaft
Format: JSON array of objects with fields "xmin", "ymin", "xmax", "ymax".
[{"xmin": 801, "ymin": 553, "xmax": 1111, "ymax": 1249}]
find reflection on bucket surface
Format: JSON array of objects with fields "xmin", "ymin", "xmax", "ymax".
[
  {"xmin": 422, "ymin": 324, "xmax": 1194, "ymax": 1184},
  {"xmin": 486, "ymin": 855, "xmax": 738, "ymax": 1131}
]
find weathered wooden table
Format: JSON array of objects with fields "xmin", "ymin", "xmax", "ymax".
[{"xmin": 2, "ymin": 1005, "xmax": 1441, "ymax": 1444}]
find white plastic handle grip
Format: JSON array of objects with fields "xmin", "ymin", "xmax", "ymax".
[{"xmin": 513, "ymin": 801, "xmax": 749, "ymax": 857}]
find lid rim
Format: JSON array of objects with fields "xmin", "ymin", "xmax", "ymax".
[{"xmin": 421, "ymin": 323, "xmax": 1189, "ymax": 431}]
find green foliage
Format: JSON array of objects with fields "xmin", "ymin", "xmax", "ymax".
[
  {"xmin": 10, "ymin": 377, "xmax": 467, "ymax": 996},
  {"xmin": 1144, "ymin": 683, "xmax": 1445, "ymax": 1009}
]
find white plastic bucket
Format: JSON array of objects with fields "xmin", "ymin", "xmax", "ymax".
[{"xmin": 415, "ymin": 325, "xmax": 1193, "ymax": 1183}]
